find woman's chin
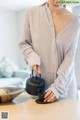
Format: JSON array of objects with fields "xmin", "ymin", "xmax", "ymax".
[
  {"xmin": 53, "ymin": 4, "xmax": 62, "ymax": 7},
  {"xmin": 54, "ymin": 4, "xmax": 59, "ymax": 7}
]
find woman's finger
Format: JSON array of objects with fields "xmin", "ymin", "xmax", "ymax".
[
  {"xmin": 50, "ymin": 96, "xmax": 56, "ymax": 102},
  {"xmin": 32, "ymin": 65, "xmax": 36, "ymax": 71},
  {"xmin": 44, "ymin": 90, "xmax": 52, "ymax": 98},
  {"xmin": 44, "ymin": 92, "xmax": 53, "ymax": 102},
  {"xmin": 37, "ymin": 65, "xmax": 41, "ymax": 73},
  {"xmin": 33, "ymin": 65, "xmax": 41, "ymax": 73},
  {"xmin": 47, "ymin": 95, "xmax": 55, "ymax": 102},
  {"xmin": 45, "ymin": 92, "xmax": 53, "ymax": 101}
]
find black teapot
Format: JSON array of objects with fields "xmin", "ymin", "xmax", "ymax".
[{"xmin": 25, "ymin": 70, "xmax": 46, "ymax": 104}]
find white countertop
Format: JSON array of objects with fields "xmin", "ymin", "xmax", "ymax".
[{"xmin": 0, "ymin": 92, "xmax": 80, "ymax": 120}]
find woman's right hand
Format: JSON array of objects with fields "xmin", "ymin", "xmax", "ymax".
[{"xmin": 32, "ymin": 65, "xmax": 41, "ymax": 74}]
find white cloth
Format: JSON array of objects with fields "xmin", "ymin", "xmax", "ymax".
[{"xmin": 19, "ymin": 2, "xmax": 80, "ymax": 99}]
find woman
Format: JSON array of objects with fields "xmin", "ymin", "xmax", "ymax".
[{"xmin": 19, "ymin": 0, "xmax": 80, "ymax": 103}]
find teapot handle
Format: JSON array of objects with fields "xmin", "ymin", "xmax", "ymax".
[{"xmin": 32, "ymin": 69, "xmax": 41, "ymax": 78}]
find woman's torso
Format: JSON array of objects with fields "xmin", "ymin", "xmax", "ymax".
[{"xmin": 27, "ymin": 3, "xmax": 79, "ymax": 99}]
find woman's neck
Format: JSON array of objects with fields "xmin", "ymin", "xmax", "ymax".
[{"xmin": 47, "ymin": 2, "xmax": 64, "ymax": 16}]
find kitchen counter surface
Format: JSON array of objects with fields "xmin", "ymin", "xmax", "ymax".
[{"xmin": 0, "ymin": 92, "xmax": 80, "ymax": 120}]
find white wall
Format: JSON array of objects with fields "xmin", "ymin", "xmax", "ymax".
[
  {"xmin": 0, "ymin": 8, "xmax": 29, "ymax": 69},
  {"xmin": 16, "ymin": 9, "xmax": 27, "ymax": 68},
  {"xmin": 0, "ymin": 9, "xmax": 20, "ymax": 66}
]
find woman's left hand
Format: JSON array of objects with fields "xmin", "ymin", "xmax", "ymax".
[{"xmin": 44, "ymin": 90, "xmax": 56, "ymax": 103}]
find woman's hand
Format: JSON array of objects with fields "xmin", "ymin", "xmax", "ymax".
[
  {"xmin": 32, "ymin": 64, "xmax": 41, "ymax": 74},
  {"xmin": 44, "ymin": 90, "xmax": 56, "ymax": 103}
]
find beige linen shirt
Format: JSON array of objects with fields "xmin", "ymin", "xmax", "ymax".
[{"xmin": 19, "ymin": 2, "xmax": 80, "ymax": 99}]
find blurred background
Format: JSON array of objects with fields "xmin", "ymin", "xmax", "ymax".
[{"xmin": 0, "ymin": 0, "xmax": 80, "ymax": 88}]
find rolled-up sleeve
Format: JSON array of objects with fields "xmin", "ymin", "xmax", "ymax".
[{"xmin": 19, "ymin": 10, "xmax": 40, "ymax": 67}]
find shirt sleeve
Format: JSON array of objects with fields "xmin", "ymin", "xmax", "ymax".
[
  {"xmin": 47, "ymin": 20, "xmax": 80, "ymax": 99},
  {"xmin": 19, "ymin": 9, "xmax": 40, "ymax": 67}
]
